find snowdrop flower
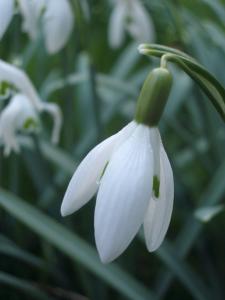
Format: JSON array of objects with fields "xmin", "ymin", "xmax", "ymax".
[
  {"xmin": 108, "ymin": 0, "xmax": 155, "ymax": 48},
  {"xmin": 0, "ymin": 59, "xmax": 62, "ymax": 147},
  {"xmin": 41, "ymin": 0, "xmax": 74, "ymax": 54},
  {"xmin": 61, "ymin": 66, "xmax": 174, "ymax": 263},
  {"xmin": 0, "ymin": 94, "xmax": 39, "ymax": 155},
  {"xmin": 0, "ymin": 0, "xmax": 74, "ymax": 54}
]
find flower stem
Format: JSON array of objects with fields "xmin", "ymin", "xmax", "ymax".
[{"xmin": 160, "ymin": 54, "xmax": 175, "ymax": 68}]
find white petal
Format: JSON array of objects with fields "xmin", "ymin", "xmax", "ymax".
[
  {"xmin": 0, "ymin": 60, "xmax": 62, "ymax": 141},
  {"xmin": 112, "ymin": 120, "xmax": 137, "ymax": 150},
  {"xmin": 95, "ymin": 124, "xmax": 153, "ymax": 263},
  {"xmin": 0, "ymin": 0, "xmax": 14, "ymax": 39},
  {"xmin": 0, "ymin": 96, "xmax": 22, "ymax": 147},
  {"xmin": 43, "ymin": 0, "xmax": 74, "ymax": 54},
  {"xmin": 19, "ymin": 0, "xmax": 46, "ymax": 40},
  {"xmin": 61, "ymin": 121, "xmax": 137, "ymax": 217},
  {"xmin": 150, "ymin": 128, "xmax": 161, "ymax": 177},
  {"xmin": 0, "ymin": 110, "xmax": 19, "ymax": 156},
  {"xmin": 108, "ymin": 0, "xmax": 127, "ymax": 48},
  {"xmin": 0, "ymin": 94, "xmax": 36, "ymax": 155},
  {"xmin": 127, "ymin": 0, "xmax": 155, "ymax": 42},
  {"xmin": 144, "ymin": 138, "xmax": 174, "ymax": 252},
  {"xmin": 13, "ymin": 94, "xmax": 38, "ymax": 129},
  {"xmin": 0, "ymin": 60, "xmax": 41, "ymax": 109}
]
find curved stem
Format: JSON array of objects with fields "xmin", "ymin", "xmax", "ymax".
[
  {"xmin": 139, "ymin": 44, "xmax": 225, "ymax": 123},
  {"xmin": 160, "ymin": 54, "xmax": 175, "ymax": 68}
]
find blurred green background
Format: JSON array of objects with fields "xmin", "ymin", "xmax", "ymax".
[{"xmin": 0, "ymin": 0, "xmax": 225, "ymax": 299}]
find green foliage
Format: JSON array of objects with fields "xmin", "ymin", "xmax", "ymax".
[{"xmin": 0, "ymin": 1, "xmax": 225, "ymax": 299}]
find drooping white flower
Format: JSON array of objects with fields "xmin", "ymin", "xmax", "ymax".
[
  {"xmin": 61, "ymin": 63, "xmax": 174, "ymax": 263},
  {"xmin": 0, "ymin": 59, "xmax": 62, "ymax": 148},
  {"xmin": 0, "ymin": 0, "xmax": 74, "ymax": 54},
  {"xmin": 0, "ymin": 93, "xmax": 39, "ymax": 155},
  {"xmin": 61, "ymin": 121, "xmax": 174, "ymax": 263},
  {"xmin": 42, "ymin": 0, "xmax": 74, "ymax": 54},
  {"xmin": 19, "ymin": 0, "xmax": 74, "ymax": 54},
  {"xmin": 108, "ymin": 0, "xmax": 155, "ymax": 48}
]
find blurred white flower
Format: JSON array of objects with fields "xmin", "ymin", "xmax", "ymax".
[
  {"xmin": 61, "ymin": 121, "xmax": 173, "ymax": 263},
  {"xmin": 0, "ymin": 0, "xmax": 74, "ymax": 54},
  {"xmin": 0, "ymin": 59, "xmax": 62, "ymax": 149},
  {"xmin": 0, "ymin": 0, "xmax": 14, "ymax": 39},
  {"xmin": 0, "ymin": 94, "xmax": 39, "ymax": 156},
  {"xmin": 108, "ymin": 0, "xmax": 155, "ymax": 48},
  {"xmin": 41, "ymin": 0, "xmax": 74, "ymax": 54}
]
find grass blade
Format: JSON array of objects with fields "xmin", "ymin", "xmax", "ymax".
[
  {"xmin": 156, "ymin": 158, "xmax": 225, "ymax": 298},
  {"xmin": 0, "ymin": 272, "xmax": 51, "ymax": 300},
  {"xmin": 0, "ymin": 189, "xmax": 155, "ymax": 300}
]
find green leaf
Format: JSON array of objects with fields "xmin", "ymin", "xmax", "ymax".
[
  {"xmin": 111, "ymin": 43, "xmax": 140, "ymax": 78},
  {"xmin": 0, "ymin": 271, "xmax": 51, "ymax": 300},
  {"xmin": 139, "ymin": 44, "xmax": 225, "ymax": 122},
  {"xmin": 157, "ymin": 241, "xmax": 211, "ymax": 300},
  {"xmin": 138, "ymin": 234, "xmax": 211, "ymax": 300},
  {"xmin": 0, "ymin": 189, "xmax": 154, "ymax": 300},
  {"xmin": 155, "ymin": 158, "xmax": 225, "ymax": 298},
  {"xmin": 201, "ymin": 0, "xmax": 225, "ymax": 25},
  {"xmin": 0, "ymin": 235, "xmax": 46, "ymax": 270},
  {"xmin": 18, "ymin": 136, "xmax": 76, "ymax": 175},
  {"xmin": 194, "ymin": 204, "xmax": 225, "ymax": 222}
]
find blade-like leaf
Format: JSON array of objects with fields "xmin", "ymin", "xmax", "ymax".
[
  {"xmin": 156, "ymin": 158, "xmax": 225, "ymax": 299},
  {"xmin": 0, "ymin": 189, "xmax": 154, "ymax": 300},
  {"xmin": 194, "ymin": 204, "xmax": 224, "ymax": 223},
  {"xmin": 18, "ymin": 136, "xmax": 76, "ymax": 175},
  {"xmin": 157, "ymin": 241, "xmax": 211, "ymax": 300},
  {"xmin": 139, "ymin": 234, "xmax": 211, "ymax": 300},
  {"xmin": 0, "ymin": 235, "xmax": 45, "ymax": 269},
  {"xmin": 0, "ymin": 272, "xmax": 51, "ymax": 300}
]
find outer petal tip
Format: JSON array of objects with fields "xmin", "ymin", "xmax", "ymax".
[
  {"xmin": 98, "ymin": 249, "xmax": 114, "ymax": 264},
  {"xmin": 96, "ymin": 234, "xmax": 123, "ymax": 263},
  {"xmin": 60, "ymin": 201, "xmax": 71, "ymax": 217},
  {"xmin": 147, "ymin": 239, "xmax": 161, "ymax": 253},
  {"xmin": 60, "ymin": 190, "xmax": 75, "ymax": 216}
]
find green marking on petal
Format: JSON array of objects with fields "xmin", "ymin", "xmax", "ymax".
[
  {"xmin": 23, "ymin": 118, "xmax": 38, "ymax": 130},
  {"xmin": 100, "ymin": 161, "xmax": 109, "ymax": 180},
  {"xmin": 153, "ymin": 175, "xmax": 160, "ymax": 198},
  {"xmin": 0, "ymin": 81, "xmax": 11, "ymax": 96}
]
